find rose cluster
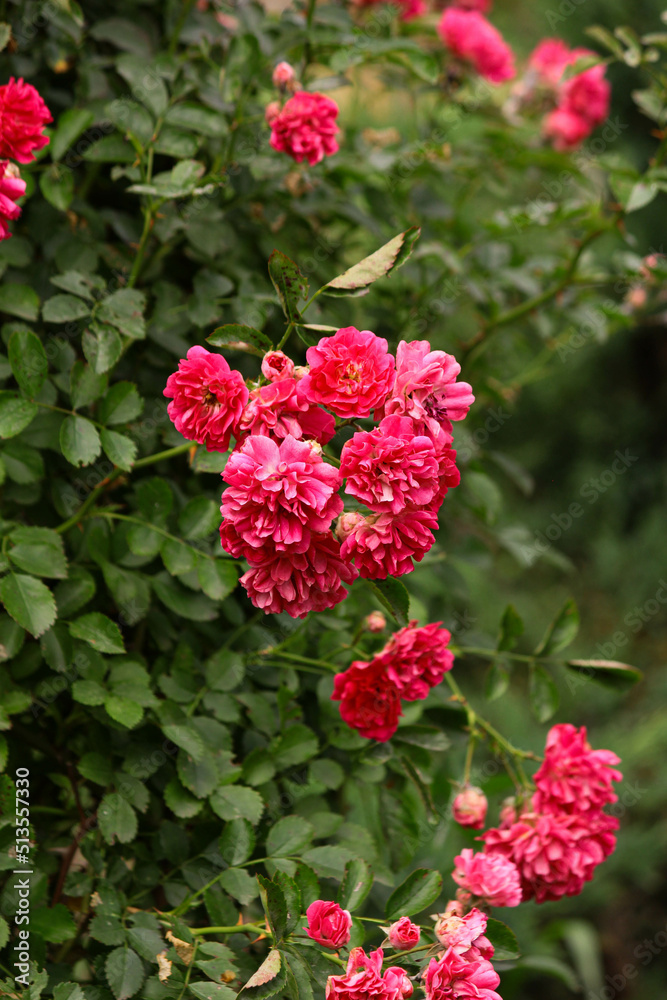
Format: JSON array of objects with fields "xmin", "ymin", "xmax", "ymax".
[
  {"xmin": 266, "ymin": 62, "xmax": 340, "ymax": 166},
  {"xmin": 0, "ymin": 77, "xmax": 51, "ymax": 240},
  {"xmin": 528, "ymin": 39, "xmax": 611, "ymax": 151},
  {"xmin": 331, "ymin": 620, "xmax": 454, "ymax": 741},
  {"xmin": 164, "ymin": 327, "xmax": 473, "ymax": 618},
  {"xmin": 445, "ymin": 724, "xmax": 622, "ymax": 906},
  {"xmin": 438, "ymin": 0, "xmax": 515, "ymax": 85}
]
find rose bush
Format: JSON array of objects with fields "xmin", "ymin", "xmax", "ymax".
[{"xmin": 0, "ymin": 1, "xmax": 662, "ymax": 998}]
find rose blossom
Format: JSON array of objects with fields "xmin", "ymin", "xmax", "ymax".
[
  {"xmin": 337, "ymin": 507, "xmax": 438, "ymax": 580},
  {"xmin": 237, "ymin": 377, "xmax": 335, "ymax": 445},
  {"xmin": 387, "ymin": 917, "xmax": 420, "ymax": 950},
  {"xmin": 364, "ymin": 611, "xmax": 387, "ymax": 633},
  {"xmin": 269, "ymin": 90, "xmax": 340, "ymax": 165},
  {"xmin": 379, "ymin": 620, "xmax": 454, "ymax": 701},
  {"xmin": 240, "ymin": 531, "xmax": 358, "ymax": 617},
  {"xmin": 261, "ymin": 350, "xmax": 295, "ymax": 382},
  {"xmin": 532, "ymin": 723, "xmax": 622, "ymax": 815},
  {"xmin": 433, "ymin": 907, "xmax": 494, "ymax": 961},
  {"xmin": 340, "ymin": 416, "xmax": 439, "ymax": 514},
  {"xmin": 437, "ymin": 9, "xmax": 515, "ymax": 84},
  {"xmin": 561, "ymin": 63, "xmax": 610, "ymax": 127},
  {"xmin": 220, "ymin": 435, "xmax": 342, "ymax": 551},
  {"xmin": 451, "ymin": 848, "xmax": 522, "ymax": 908},
  {"xmin": 332, "ymin": 658, "xmax": 402, "ymax": 741},
  {"xmin": 272, "ymin": 61, "xmax": 296, "ymax": 90},
  {"xmin": 0, "ymin": 161, "xmax": 26, "ymax": 241},
  {"xmin": 452, "ymin": 787, "xmax": 488, "ymax": 830},
  {"xmin": 542, "ymin": 107, "xmax": 591, "ymax": 151},
  {"xmin": 382, "ymin": 341, "xmax": 474, "ymax": 437},
  {"xmin": 422, "ymin": 949, "xmax": 502, "ymax": 1000},
  {"xmin": 306, "ymin": 900, "xmax": 352, "ymax": 948},
  {"xmin": 0, "ymin": 77, "xmax": 52, "ymax": 163},
  {"xmin": 300, "ymin": 327, "xmax": 395, "ymax": 419},
  {"xmin": 327, "ymin": 949, "xmax": 412, "ymax": 1000},
  {"xmin": 483, "ymin": 807, "xmax": 618, "ymax": 903},
  {"xmin": 164, "ymin": 346, "xmax": 249, "ymax": 451},
  {"xmin": 528, "ymin": 38, "xmax": 572, "ymax": 86}
]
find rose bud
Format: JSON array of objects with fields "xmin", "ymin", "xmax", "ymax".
[
  {"xmin": 305, "ymin": 900, "xmax": 352, "ymax": 949},
  {"xmin": 388, "ymin": 916, "xmax": 420, "ymax": 949},
  {"xmin": 364, "ymin": 611, "xmax": 387, "ymax": 633},
  {"xmin": 272, "ymin": 61, "xmax": 296, "ymax": 90},
  {"xmin": 261, "ymin": 350, "xmax": 295, "ymax": 382},
  {"xmin": 452, "ymin": 786, "xmax": 487, "ymax": 829}
]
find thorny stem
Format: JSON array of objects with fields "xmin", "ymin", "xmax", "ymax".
[{"xmin": 444, "ymin": 673, "xmax": 538, "ymax": 769}]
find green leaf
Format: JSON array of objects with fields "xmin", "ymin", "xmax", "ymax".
[
  {"xmin": 50, "ymin": 107, "xmax": 95, "ymax": 161},
  {"xmin": 177, "ymin": 751, "xmax": 219, "ymax": 799},
  {"xmin": 209, "ymin": 785, "xmax": 264, "ymax": 824},
  {"xmin": 207, "ymin": 324, "xmax": 273, "ymax": 357},
  {"xmin": 30, "ymin": 904, "xmax": 77, "ymax": 943},
  {"xmin": 69, "ymin": 612, "xmax": 126, "ymax": 654},
  {"xmin": 99, "ymin": 793, "xmax": 138, "ymax": 845},
  {"xmin": 273, "ymin": 725, "xmax": 319, "ymax": 769},
  {"xmin": 189, "ymin": 986, "xmax": 237, "ymax": 1000},
  {"xmin": 72, "ymin": 679, "xmax": 107, "ymax": 706},
  {"xmin": 105, "ymin": 946, "xmax": 145, "ymax": 1000},
  {"xmin": 161, "ymin": 722, "xmax": 205, "ymax": 761},
  {"xmin": 162, "ymin": 537, "xmax": 197, "ymax": 576},
  {"xmin": 370, "ymin": 577, "xmax": 410, "ymax": 627},
  {"xmin": 101, "ymin": 428, "xmax": 137, "ymax": 471},
  {"xmin": 484, "ymin": 660, "xmax": 510, "ymax": 701},
  {"xmin": 220, "ymin": 818, "xmax": 256, "ymax": 866},
  {"xmin": 78, "ymin": 751, "xmax": 113, "ymax": 786},
  {"xmin": 535, "ymin": 599, "xmax": 579, "ymax": 656},
  {"xmin": 268, "ymin": 251, "xmax": 309, "ymax": 323},
  {"xmin": 0, "ymin": 574, "xmax": 57, "ymax": 638},
  {"xmin": 338, "ymin": 858, "xmax": 373, "ymax": 912},
  {"xmin": 165, "ymin": 102, "xmax": 228, "ymax": 136},
  {"xmin": 385, "ymin": 868, "xmax": 443, "ymax": 919},
  {"xmin": 83, "ymin": 134, "xmax": 137, "ymax": 163},
  {"xmin": 0, "ymin": 392, "xmax": 38, "ymax": 438},
  {"xmin": 97, "ymin": 289, "xmax": 146, "ymax": 339},
  {"xmin": 153, "ymin": 574, "xmax": 219, "ymax": 622},
  {"xmin": 625, "ymin": 181, "xmax": 658, "ymax": 213},
  {"xmin": 273, "ymin": 872, "xmax": 302, "ymax": 936},
  {"xmin": 497, "ymin": 604, "xmax": 524, "ymax": 652},
  {"xmin": 53, "ymin": 983, "xmax": 86, "ymax": 1000},
  {"xmin": 0, "ymin": 734, "xmax": 7, "ymax": 772},
  {"xmin": 43, "ymin": 293, "xmax": 90, "ymax": 323},
  {"xmin": 100, "ymin": 382, "xmax": 143, "ymax": 425},
  {"xmin": 40, "ymin": 623, "xmax": 73, "ymax": 672},
  {"xmin": 300, "ymin": 846, "xmax": 353, "ymax": 879},
  {"xmin": 1, "ymin": 440, "xmax": 44, "ymax": 483},
  {"xmin": 240, "ymin": 949, "xmax": 285, "ymax": 1000},
  {"xmin": 55, "ymin": 567, "xmax": 96, "ymax": 617},
  {"xmin": 40, "ymin": 165, "xmax": 75, "ymax": 212},
  {"xmin": 105, "ymin": 694, "xmax": 143, "ymax": 728},
  {"xmin": 8, "ymin": 328, "xmax": 47, "ymax": 398},
  {"xmin": 565, "ymin": 659, "xmax": 643, "ymax": 691},
  {"xmin": 485, "ymin": 918, "xmax": 520, "ymax": 960},
  {"xmin": 8, "ymin": 527, "xmax": 67, "ymax": 579},
  {"xmin": 116, "ymin": 53, "xmax": 169, "ymax": 116},
  {"xmin": 266, "ymin": 816, "xmax": 314, "ymax": 857},
  {"xmin": 197, "ymin": 558, "xmax": 238, "ymax": 602},
  {"xmin": 179, "ymin": 497, "xmax": 221, "ymax": 539},
  {"xmin": 529, "ymin": 663, "xmax": 559, "ymax": 723},
  {"xmin": 164, "ymin": 777, "xmax": 203, "ymax": 818},
  {"xmin": 323, "ymin": 228, "xmax": 420, "ymax": 296},
  {"xmin": 70, "ymin": 360, "xmax": 108, "ymax": 409},
  {"xmin": 293, "ymin": 863, "xmax": 320, "ymax": 909},
  {"xmin": 127, "ymin": 925, "xmax": 165, "ymax": 962},
  {"xmin": 0, "ymin": 285, "xmax": 40, "ymax": 320},
  {"xmin": 60, "ymin": 415, "xmax": 102, "ymax": 467},
  {"xmin": 393, "ymin": 726, "xmax": 450, "ymax": 751},
  {"xmin": 258, "ymin": 873, "xmax": 288, "ymax": 940},
  {"xmin": 83, "ymin": 323, "xmax": 123, "ymax": 374}
]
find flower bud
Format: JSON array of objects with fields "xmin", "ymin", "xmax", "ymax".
[
  {"xmin": 261, "ymin": 350, "xmax": 294, "ymax": 382},
  {"xmin": 305, "ymin": 900, "xmax": 352, "ymax": 948},
  {"xmin": 336, "ymin": 511, "xmax": 364, "ymax": 542},
  {"xmin": 272, "ymin": 61, "xmax": 296, "ymax": 91},
  {"xmin": 265, "ymin": 101, "xmax": 281, "ymax": 125},
  {"xmin": 387, "ymin": 916, "xmax": 420, "ymax": 949},
  {"xmin": 452, "ymin": 786, "xmax": 487, "ymax": 829},
  {"xmin": 364, "ymin": 611, "xmax": 386, "ymax": 633}
]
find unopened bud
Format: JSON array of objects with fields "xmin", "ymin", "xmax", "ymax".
[
  {"xmin": 272, "ymin": 61, "xmax": 296, "ymax": 91},
  {"xmin": 452, "ymin": 786, "xmax": 487, "ymax": 830},
  {"xmin": 364, "ymin": 611, "xmax": 386, "ymax": 633}
]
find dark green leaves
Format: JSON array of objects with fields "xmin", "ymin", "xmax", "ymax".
[
  {"xmin": 60, "ymin": 415, "xmax": 102, "ymax": 467},
  {"xmin": 0, "ymin": 392, "xmax": 38, "ymax": 438},
  {"xmin": 69, "ymin": 613, "xmax": 126, "ymax": 654},
  {"xmin": 268, "ymin": 252, "xmax": 309, "ymax": 323},
  {"xmin": 535, "ymin": 599, "xmax": 579, "ymax": 656},
  {"xmin": 338, "ymin": 858, "xmax": 373, "ymax": 912},
  {"xmin": 8, "ymin": 328, "xmax": 47, "ymax": 398},
  {"xmin": 266, "ymin": 817, "xmax": 314, "ymax": 857},
  {"xmin": 385, "ymin": 868, "xmax": 442, "ymax": 919},
  {"xmin": 322, "ymin": 228, "xmax": 420, "ymax": 296},
  {"xmin": 565, "ymin": 659, "xmax": 643, "ymax": 691},
  {"xmin": 105, "ymin": 946, "xmax": 144, "ymax": 1000},
  {"xmin": 485, "ymin": 918, "xmax": 520, "ymax": 960},
  {"xmin": 370, "ymin": 578, "xmax": 410, "ymax": 627},
  {"xmin": 529, "ymin": 663, "xmax": 559, "ymax": 722},
  {"xmin": 0, "ymin": 574, "xmax": 57, "ymax": 638},
  {"xmin": 497, "ymin": 604, "xmax": 524, "ymax": 652},
  {"xmin": 8, "ymin": 527, "xmax": 67, "ymax": 579}
]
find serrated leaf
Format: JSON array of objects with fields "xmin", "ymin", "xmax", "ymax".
[
  {"xmin": 60, "ymin": 415, "xmax": 102, "ymax": 467},
  {"xmin": 105, "ymin": 946, "xmax": 145, "ymax": 1000},
  {"xmin": 370, "ymin": 577, "xmax": 410, "ymax": 626},
  {"xmin": 529, "ymin": 663, "xmax": 559, "ymax": 723},
  {"xmin": 196, "ymin": 558, "xmax": 238, "ymax": 602},
  {"xmin": 323, "ymin": 228, "xmax": 420, "ymax": 295},
  {"xmin": 220, "ymin": 818, "xmax": 255, "ymax": 866},
  {"xmin": 9, "ymin": 527, "xmax": 68, "ymax": 579},
  {"xmin": 300, "ymin": 846, "xmax": 352, "ymax": 879},
  {"xmin": 99, "ymin": 793, "xmax": 138, "ymax": 845},
  {"xmin": 50, "ymin": 107, "xmax": 95, "ymax": 161},
  {"xmin": 0, "ymin": 574, "xmax": 57, "ymax": 638},
  {"xmin": 257, "ymin": 873, "xmax": 288, "ymax": 940},
  {"xmin": 535, "ymin": 599, "xmax": 579, "ymax": 656},
  {"xmin": 385, "ymin": 868, "xmax": 442, "ymax": 919},
  {"xmin": 98, "ymin": 289, "xmax": 146, "ymax": 339},
  {"xmin": 338, "ymin": 858, "xmax": 373, "ymax": 912},
  {"xmin": 485, "ymin": 918, "xmax": 520, "ymax": 960},
  {"xmin": 40, "ymin": 165, "xmax": 75, "ymax": 211},
  {"xmin": 105, "ymin": 694, "xmax": 144, "ymax": 728},
  {"xmin": 217, "ymin": 867, "xmax": 260, "ymax": 906},
  {"xmin": 177, "ymin": 751, "xmax": 219, "ymax": 799},
  {"xmin": 83, "ymin": 323, "xmax": 123, "ymax": 374},
  {"xmin": 484, "ymin": 660, "xmax": 509, "ymax": 701},
  {"xmin": 207, "ymin": 324, "xmax": 273, "ymax": 357},
  {"xmin": 189, "ymin": 986, "xmax": 237, "ymax": 1000},
  {"xmin": 241, "ymin": 949, "xmax": 283, "ymax": 997},
  {"xmin": 100, "ymin": 382, "xmax": 143, "ymax": 425},
  {"xmin": 164, "ymin": 777, "xmax": 203, "ymax": 818},
  {"xmin": 209, "ymin": 785, "xmax": 264, "ymax": 824},
  {"xmin": 266, "ymin": 816, "xmax": 314, "ymax": 857},
  {"xmin": 161, "ymin": 723, "xmax": 205, "ymax": 761},
  {"xmin": 0, "ymin": 392, "xmax": 38, "ymax": 438},
  {"xmin": 31, "ymin": 904, "xmax": 77, "ymax": 943},
  {"xmin": 8, "ymin": 328, "xmax": 47, "ymax": 398},
  {"xmin": 268, "ymin": 251, "xmax": 309, "ymax": 323},
  {"xmin": 43, "ymin": 293, "xmax": 90, "ymax": 323},
  {"xmin": 101, "ymin": 428, "xmax": 137, "ymax": 471},
  {"xmin": 70, "ymin": 612, "xmax": 126, "ymax": 653},
  {"xmin": 0, "ymin": 284, "xmax": 40, "ymax": 320}
]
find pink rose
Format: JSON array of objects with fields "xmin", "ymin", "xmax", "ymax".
[
  {"xmin": 0, "ymin": 77, "xmax": 52, "ymax": 163},
  {"xmin": 532, "ymin": 723, "xmax": 622, "ymax": 816},
  {"xmin": 382, "ymin": 340, "xmax": 473, "ymax": 437},
  {"xmin": 452, "ymin": 787, "xmax": 488, "ymax": 829},
  {"xmin": 237, "ymin": 377, "xmax": 335, "ymax": 445},
  {"xmin": 306, "ymin": 900, "xmax": 352, "ymax": 948},
  {"xmin": 528, "ymin": 38, "xmax": 572, "ymax": 86},
  {"xmin": 542, "ymin": 107, "xmax": 591, "ymax": 151},
  {"xmin": 272, "ymin": 61, "xmax": 296, "ymax": 90},
  {"xmin": 379, "ymin": 620, "xmax": 454, "ymax": 702},
  {"xmin": 422, "ymin": 949, "xmax": 502, "ymax": 1000},
  {"xmin": 0, "ymin": 161, "xmax": 26, "ymax": 241},
  {"xmin": 269, "ymin": 90, "xmax": 340, "ymax": 165},
  {"xmin": 438, "ymin": 8, "xmax": 515, "ymax": 84},
  {"xmin": 433, "ymin": 907, "xmax": 493, "ymax": 961},
  {"xmin": 451, "ymin": 848, "xmax": 522, "ymax": 908},
  {"xmin": 332, "ymin": 658, "xmax": 402, "ymax": 742},
  {"xmin": 337, "ymin": 508, "xmax": 438, "ymax": 580},
  {"xmin": 327, "ymin": 948, "xmax": 412, "ymax": 1000},
  {"xmin": 163, "ymin": 346, "xmax": 249, "ymax": 451},
  {"xmin": 387, "ymin": 917, "xmax": 421, "ymax": 949},
  {"xmin": 300, "ymin": 327, "xmax": 395, "ymax": 420},
  {"xmin": 261, "ymin": 350, "xmax": 295, "ymax": 382}
]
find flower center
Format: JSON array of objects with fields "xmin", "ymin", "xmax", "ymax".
[{"xmin": 203, "ymin": 388, "xmax": 218, "ymax": 407}]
